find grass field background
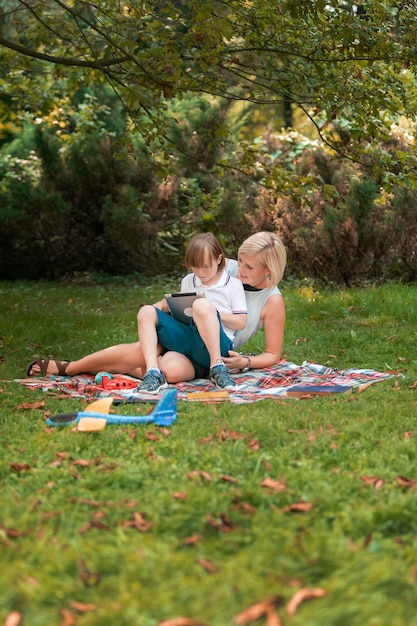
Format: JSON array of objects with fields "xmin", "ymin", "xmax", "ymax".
[{"xmin": 1, "ymin": 278, "xmax": 416, "ymax": 626}]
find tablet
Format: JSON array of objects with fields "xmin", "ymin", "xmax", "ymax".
[{"xmin": 165, "ymin": 292, "xmax": 205, "ymax": 325}]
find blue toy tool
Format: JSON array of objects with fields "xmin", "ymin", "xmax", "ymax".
[{"xmin": 45, "ymin": 389, "xmax": 177, "ymax": 429}]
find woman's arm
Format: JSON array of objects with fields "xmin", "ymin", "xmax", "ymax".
[
  {"xmin": 224, "ymin": 293, "xmax": 285, "ymax": 370},
  {"xmin": 258, "ymin": 293, "xmax": 286, "ymax": 366}
]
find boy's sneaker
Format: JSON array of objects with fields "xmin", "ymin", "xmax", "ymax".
[
  {"xmin": 210, "ymin": 364, "xmax": 236, "ymax": 390},
  {"xmin": 138, "ymin": 368, "xmax": 168, "ymax": 394}
]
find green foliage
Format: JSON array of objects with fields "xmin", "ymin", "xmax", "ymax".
[
  {"xmin": 0, "ymin": 280, "xmax": 417, "ymax": 625},
  {"xmin": 2, "ymin": 0, "xmax": 417, "ymax": 184},
  {"xmin": 0, "ymin": 91, "xmax": 259, "ymax": 279}
]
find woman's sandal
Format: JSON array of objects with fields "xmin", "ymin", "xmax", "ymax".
[{"xmin": 26, "ymin": 358, "xmax": 71, "ymax": 378}]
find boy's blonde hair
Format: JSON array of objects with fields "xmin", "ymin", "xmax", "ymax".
[
  {"xmin": 185, "ymin": 232, "xmax": 226, "ymax": 270},
  {"xmin": 239, "ymin": 231, "xmax": 286, "ymax": 285}
]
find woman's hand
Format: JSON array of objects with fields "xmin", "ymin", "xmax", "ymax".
[{"xmin": 223, "ymin": 350, "xmax": 247, "ymax": 371}]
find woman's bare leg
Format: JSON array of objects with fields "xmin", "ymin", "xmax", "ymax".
[
  {"xmin": 158, "ymin": 351, "xmax": 196, "ymax": 383},
  {"xmin": 28, "ymin": 341, "xmax": 154, "ymax": 378}
]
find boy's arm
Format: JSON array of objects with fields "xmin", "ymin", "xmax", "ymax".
[
  {"xmin": 153, "ymin": 297, "xmax": 170, "ymax": 312},
  {"xmin": 152, "ymin": 275, "xmax": 189, "ymax": 312},
  {"xmin": 220, "ymin": 278, "xmax": 247, "ymax": 329},
  {"xmin": 219, "ymin": 311, "xmax": 247, "ymax": 330}
]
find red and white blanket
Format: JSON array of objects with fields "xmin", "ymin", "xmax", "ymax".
[{"xmin": 16, "ymin": 360, "xmax": 395, "ymax": 404}]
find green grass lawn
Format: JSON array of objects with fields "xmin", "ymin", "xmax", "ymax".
[{"xmin": 1, "ymin": 278, "xmax": 416, "ymax": 626}]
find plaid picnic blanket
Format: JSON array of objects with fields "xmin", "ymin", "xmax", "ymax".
[{"xmin": 16, "ymin": 360, "xmax": 394, "ymax": 404}]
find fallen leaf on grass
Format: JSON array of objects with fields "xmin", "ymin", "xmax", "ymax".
[
  {"xmin": 123, "ymin": 512, "xmax": 153, "ymax": 532},
  {"xmin": 218, "ymin": 428, "xmax": 228, "ymax": 441},
  {"xmin": 205, "ymin": 512, "xmax": 238, "ymax": 533},
  {"xmin": 232, "ymin": 499, "xmax": 256, "ymax": 515},
  {"xmin": 120, "ymin": 499, "xmax": 137, "ymax": 508},
  {"xmin": 248, "ymin": 438, "xmax": 260, "ymax": 451},
  {"xmin": 146, "ymin": 446, "xmax": 158, "ymax": 461},
  {"xmin": 196, "ymin": 557, "xmax": 219, "ymax": 573},
  {"xmin": 8, "ymin": 462, "xmax": 31, "ymax": 472},
  {"xmin": 145, "ymin": 430, "xmax": 159, "ymax": 441},
  {"xmin": 60, "ymin": 609, "xmax": 76, "ymax": 626},
  {"xmin": 41, "ymin": 510, "xmax": 62, "ymax": 520},
  {"xmin": 221, "ymin": 474, "xmax": 238, "ymax": 484},
  {"xmin": 360, "ymin": 475, "xmax": 384, "ymax": 489},
  {"xmin": 199, "ymin": 434, "xmax": 215, "ymax": 445},
  {"xmin": 295, "ymin": 337, "xmax": 309, "ymax": 345},
  {"xmin": 181, "ymin": 533, "xmax": 201, "ymax": 546},
  {"xmin": 56, "ymin": 452, "xmax": 72, "ymax": 460},
  {"xmin": 156, "ymin": 426, "xmax": 171, "ymax": 436},
  {"xmin": 358, "ymin": 382, "xmax": 374, "ymax": 393},
  {"xmin": 15, "ymin": 399, "xmax": 45, "ymax": 410},
  {"xmin": 78, "ymin": 560, "xmax": 101, "ymax": 587},
  {"xmin": 4, "ymin": 611, "xmax": 22, "ymax": 626},
  {"xmin": 286, "ymin": 588, "xmax": 326, "ymax": 615},
  {"xmin": 404, "ymin": 431, "xmax": 413, "ymax": 438},
  {"xmin": 281, "ymin": 501, "xmax": 314, "ymax": 513},
  {"xmin": 77, "ymin": 520, "xmax": 110, "ymax": 534},
  {"xmin": 172, "ymin": 492, "xmax": 188, "ymax": 499},
  {"xmin": 397, "ymin": 475, "xmax": 417, "ymax": 488},
  {"xmin": 38, "ymin": 481, "xmax": 55, "ymax": 492},
  {"xmin": 71, "ymin": 458, "xmax": 101, "ymax": 467},
  {"xmin": 234, "ymin": 595, "xmax": 282, "ymax": 624},
  {"xmin": 48, "ymin": 459, "xmax": 63, "ymax": 468},
  {"xmin": 0, "ymin": 524, "xmax": 22, "ymax": 541},
  {"xmin": 157, "ymin": 618, "xmax": 208, "ymax": 626},
  {"xmin": 187, "ymin": 470, "xmax": 212, "ymax": 483},
  {"xmin": 261, "ymin": 477, "xmax": 287, "ymax": 492},
  {"xmin": 409, "ymin": 380, "xmax": 417, "ymax": 390},
  {"xmin": 229, "ymin": 430, "xmax": 254, "ymax": 440}
]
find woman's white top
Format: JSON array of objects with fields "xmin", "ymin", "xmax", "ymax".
[{"xmin": 226, "ymin": 259, "xmax": 281, "ymax": 350}]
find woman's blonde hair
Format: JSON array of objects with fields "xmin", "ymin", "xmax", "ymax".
[
  {"xmin": 238, "ymin": 231, "xmax": 287, "ymax": 285},
  {"xmin": 185, "ymin": 232, "xmax": 225, "ymax": 270}
]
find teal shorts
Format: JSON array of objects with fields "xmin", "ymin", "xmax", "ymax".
[{"xmin": 155, "ymin": 308, "xmax": 233, "ymax": 378}]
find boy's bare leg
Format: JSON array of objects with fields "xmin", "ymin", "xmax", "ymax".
[
  {"xmin": 137, "ymin": 305, "xmax": 161, "ymax": 372},
  {"xmin": 191, "ymin": 299, "xmax": 223, "ymax": 367}
]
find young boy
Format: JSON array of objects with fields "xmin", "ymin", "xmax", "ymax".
[{"xmin": 137, "ymin": 233, "xmax": 247, "ymax": 392}]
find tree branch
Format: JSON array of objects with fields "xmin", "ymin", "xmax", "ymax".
[{"xmin": 0, "ymin": 36, "xmax": 128, "ymax": 68}]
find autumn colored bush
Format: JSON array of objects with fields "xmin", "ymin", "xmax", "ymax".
[{"xmin": 248, "ymin": 137, "xmax": 417, "ymax": 285}]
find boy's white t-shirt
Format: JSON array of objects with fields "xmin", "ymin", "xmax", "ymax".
[{"xmin": 180, "ymin": 270, "xmax": 247, "ymax": 341}]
